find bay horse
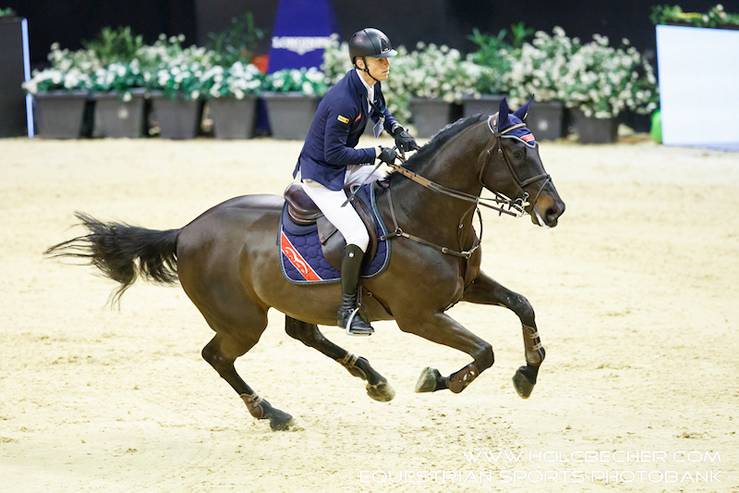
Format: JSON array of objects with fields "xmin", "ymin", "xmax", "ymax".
[{"xmin": 46, "ymin": 98, "xmax": 565, "ymax": 430}]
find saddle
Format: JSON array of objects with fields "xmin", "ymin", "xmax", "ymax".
[{"xmin": 283, "ymin": 183, "xmax": 378, "ymax": 270}]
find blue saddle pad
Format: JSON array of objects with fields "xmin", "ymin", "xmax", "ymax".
[{"xmin": 279, "ymin": 183, "xmax": 391, "ymax": 284}]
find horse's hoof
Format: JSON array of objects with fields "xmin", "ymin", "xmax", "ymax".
[
  {"xmin": 366, "ymin": 380, "xmax": 395, "ymax": 402},
  {"xmin": 512, "ymin": 366, "xmax": 536, "ymax": 399},
  {"xmin": 415, "ymin": 367, "xmax": 440, "ymax": 393},
  {"xmin": 268, "ymin": 409, "xmax": 295, "ymax": 431}
]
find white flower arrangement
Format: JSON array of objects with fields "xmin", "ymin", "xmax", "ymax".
[
  {"xmin": 89, "ymin": 60, "xmax": 145, "ymax": 99},
  {"xmin": 201, "ymin": 61, "xmax": 263, "ymax": 99},
  {"xmin": 397, "ymin": 42, "xmax": 478, "ymax": 102},
  {"xmin": 503, "ymin": 27, "xmax": 580, "ymax": 106},
  {"xmin": 264, "ymin": 67, "xmax": 328, "ymax": 97},
  {"xmin": 22, "ymin": 67, "xmax": 92, "ymax": 95},
  {"xmin": 560, "ymin": 34, "xmax": 658, "ymax": 118},
  {"xmin": 139, "ymin": 35, "xmax": 216, "ymax": 100},
  {"xmin": 23, "ymin": 42, "xmax": 99, "ymax": 94},
  {"xmin": 24, "ymin": 35, "xmax": 220, "ymax": 100},
  {"xmin": 25, "ymin": 27, "xmax": 658, "ymax": 121},
  {"xmin": 504, "ymin": 27, "xmax": 657, "ymax": 118}
]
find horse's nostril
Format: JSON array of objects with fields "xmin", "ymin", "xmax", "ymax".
[{"xmin": 545, "ymin": 207, "xmax": 557, "ymax": 219}]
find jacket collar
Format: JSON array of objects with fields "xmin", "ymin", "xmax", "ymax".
[
  {"xmin": 347, "ymin": 69, "xmax": 383, "ymax": 106},
  {"xmin": 347, "ymin": 69, "xmax": 386, "ymax": 124}
]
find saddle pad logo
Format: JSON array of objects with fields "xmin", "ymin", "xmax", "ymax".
[{"xmin": 280, "ymin": 232, "xmax": 322, "ymax": 281}]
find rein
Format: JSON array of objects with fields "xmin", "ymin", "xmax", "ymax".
[{"xmin": 380, "ymin": 115, "xmax": 550, "ymax": 260}]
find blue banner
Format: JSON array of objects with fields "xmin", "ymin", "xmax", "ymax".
[{"xmin": 268, "ymin": 0, "xmax": 337, "ymax": 72}]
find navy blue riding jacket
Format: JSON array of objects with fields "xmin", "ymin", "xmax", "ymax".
[{"xmin": 292, "ymin": 69, "xmax": 400, "ymax": 191}]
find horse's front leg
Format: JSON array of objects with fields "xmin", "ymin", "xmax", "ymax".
[
  {"xmin": 393, "ymin": 311, "xmax": 494, "ymax": 394},
  {"xmin": 463, "ymin": 271, "xmax": 545, "ymax": 399}
]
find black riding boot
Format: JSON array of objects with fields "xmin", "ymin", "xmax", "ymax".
[{"xmin": 337, "ymin": 244, "xmax": 375, "ymax": 336}]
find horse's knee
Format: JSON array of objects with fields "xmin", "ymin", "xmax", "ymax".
[
  {"xmin": 474, "ymin": 342, "xmax": 495, "ymax": 370},
  {"xmin": 512, "ymin": 294, "xmax": 535, "ymax": 324}
]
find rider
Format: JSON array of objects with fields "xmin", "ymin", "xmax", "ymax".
[{"xmin": 292, "ymin": 28, "xmax": 420, "ymax": 335}]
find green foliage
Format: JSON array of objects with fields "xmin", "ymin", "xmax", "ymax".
[
  {"xmin": 82, "ymin": 26, "xmax": 144, "ymax": 65},
  {"xmin": 0, "ymin": 7, "xmax": 16, "ymax": 16},
  {"xmin": 467, "ymin": 23, "xmax": 533, "ymax": 93},
  {"xmin": 509, "ymin": 22, "xmax": 535, "ymax": 48},
  {"xmin": 650, "ymin": 4, "xmax": 739, "ymax": 27},
  {"xmin": 207, "ymin": 12, "xmax": 265, "ymax": 66}
]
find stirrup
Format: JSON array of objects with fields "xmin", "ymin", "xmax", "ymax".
[{"xmin": 344, "ymin": 307, "xmax": 374, "ymax": 336}]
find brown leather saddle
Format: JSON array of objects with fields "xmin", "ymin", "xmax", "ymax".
[{"xmin": 283, "ymin": 183, "xmax": 378, "ymax": 270}]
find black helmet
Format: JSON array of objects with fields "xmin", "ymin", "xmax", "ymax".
[{"xmin": 348, "ymin": 28, "xmax": 397, "ymax": 65}]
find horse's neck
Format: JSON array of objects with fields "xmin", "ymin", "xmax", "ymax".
[{"xmin": 390, "ymin": 122, "xmax": 488, "ymax": 243}]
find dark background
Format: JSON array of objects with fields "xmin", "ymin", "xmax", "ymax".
[{"xmin": 5, "ymin": 0, "xmax": 723, "ymax": 67}]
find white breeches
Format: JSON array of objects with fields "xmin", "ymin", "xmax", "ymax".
[{"xmin": 301, "ymin": 165, "xmax": 387, "ymax": 253}]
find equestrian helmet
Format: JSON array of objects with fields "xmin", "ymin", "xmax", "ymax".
[{"xmin": 348, "ymin": 28, "xmax": 398, "ymax": 65}]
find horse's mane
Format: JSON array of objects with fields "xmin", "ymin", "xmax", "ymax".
[{"xmin": 402, "ymin": 113, "xmax": 487, "ymax": 171}]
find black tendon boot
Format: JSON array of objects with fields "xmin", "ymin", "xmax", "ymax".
[{"xmin": 337, "ymin": 244, "xmax": 375, "ymax": 336}]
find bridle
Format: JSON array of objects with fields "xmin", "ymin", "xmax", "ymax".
[
  {"xmin": 484, "ymin": 115, "xmax": 551, "ymax": 215},
  {"xmin": 378, "ymin": 114, "xmax": 552, "ymax": 260}
]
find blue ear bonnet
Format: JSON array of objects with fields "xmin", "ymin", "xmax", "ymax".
[
  {"xmin": 500, "ymin": 113, "xmax": 537, "ymax": 147},
  {"xmin": 496, "ymin": 98, "xmax": 537, "ymax": 147}
]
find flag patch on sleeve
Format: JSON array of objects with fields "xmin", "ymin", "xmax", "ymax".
[{"xmin": 337, "ymin": 115, "xmax": 350, "ymax": 124}]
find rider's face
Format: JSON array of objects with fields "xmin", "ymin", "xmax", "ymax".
[{"xmin": 361, "ymin": 56, "xmax": 390, "ymax": 81}]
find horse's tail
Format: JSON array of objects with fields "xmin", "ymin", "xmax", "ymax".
[{"xmin": 45, "ymin": 212, "xmax": 180, "ymax": 304}]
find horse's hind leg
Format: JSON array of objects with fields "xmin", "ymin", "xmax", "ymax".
[
  {"xmin": 284, "ymin": 316, "xmax": 394, "ymax": 402},
  {"xmin": 201, "ymin": 331, "xmax": 294, "ymax": 431},
  {"xmin": 463, "ymin": 271, "xmax": 545, "ymax": 399}
]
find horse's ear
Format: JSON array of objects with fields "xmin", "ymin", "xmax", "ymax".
[
  {"xmin": 514, "ymin": 98, "xmax": 532, "ymax": 121},
  {"xmin": 497, "ymin": 97, "xmax": 510, "ymax": 132}
]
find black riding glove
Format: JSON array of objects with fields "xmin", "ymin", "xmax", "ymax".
[
  {"xmin": 377, "ymin": 146, "xmax": 397, "ymax": 165},
  {"xmin": 392, "ymin": 126, "xmax": 420, "ymax": 152}
]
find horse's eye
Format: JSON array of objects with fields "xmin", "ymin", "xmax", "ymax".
[{"xmin": 513, "ymin": 150, "xmax": 524, "ymax": 160}]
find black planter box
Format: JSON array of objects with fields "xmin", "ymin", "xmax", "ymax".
[
  {"xmin": 209, "ymin": 96, "xmax": 258, "ymax": 139},
  {"xmin": 618, "ymin": 110, "xmax": 651, "ymax": 133},
  {"xmin": 150, "ymin": 93, "xmax": 202, "ymax": 139},
  {"xmin": 92, "ymin": 90, "xmax": 146, "ymax": 138},
  {"xmin": 526, "ymin": 101, "xmax": 565, "ymax": 140},
  {"xmin": 461, "ymin": 94, "xmax": 505, "ymax": 118},
  {"xmin": 34, "ymin": 91, "xmax": 92, "ymax": 139},
  {"xmin": 410, "ymin": 98, "xmax": 460, "ymax": 138},
  {"xmin": 263, "ymin": 92, "xmax": 319, "ymax": 140},
  {"xmin": 571, "ymin": 109, "xmax": 618, "ymax": 144}
]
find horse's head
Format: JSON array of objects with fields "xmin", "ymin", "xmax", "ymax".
[{"xmin": 481, "ymin": 98, "xmax": 566, "ymax": 227}]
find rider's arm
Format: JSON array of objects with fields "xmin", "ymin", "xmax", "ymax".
[{"xmin": 324, "ymin": 105, "xmax": 377, "ymax": 166}]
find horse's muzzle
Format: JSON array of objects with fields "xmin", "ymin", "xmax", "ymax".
[
  {"xmin": 531, "ymin": 197, "xmax": 565, "ymax": 228},
  {"xmin": 543, "ymin": 200, "xmax": 565, "ymax": 227}
]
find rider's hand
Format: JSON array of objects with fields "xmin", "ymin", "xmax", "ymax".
[
  {"xmin": 392, "ymin": 126, "xmax": 420, "ymax": 152},
  {"xmin": 377, "ymin": 146, "xmax": 397, "ymax": 165}
]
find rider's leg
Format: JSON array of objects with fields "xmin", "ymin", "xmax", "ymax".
[{"xmin": 302, "ymin": 180, "xmax": 374, "ymax": 335}]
